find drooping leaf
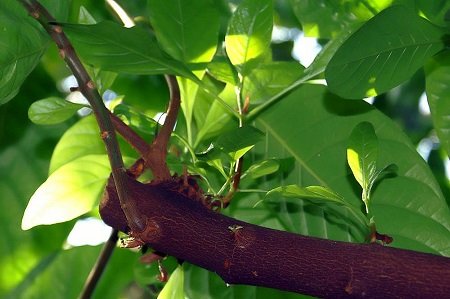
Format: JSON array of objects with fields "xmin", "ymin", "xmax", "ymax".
[
  {"xmin": 425, "ymin": 52, "xmax": 450, "ymax": 156},
  {"xmin": 325, "ymin": 5, "xmax": 446, "ymax": 99},
  {"xmin": 28, "ymin": 97, "xmax": 85, "ymax": 125},
  {"xmin": 215, "ymin": 126, "xmax": 264, "ymax": 160},
  {"xmin": 148, "ymin": 0, "xmax": 220, "ymax": 64},
  {"xmin": 266, "ymin": 185, "xmax": 367, "ymax": 227},
  {"xmin": 158, "ymin": 265, "xmax": 185, "ymax": 299},
  {"xmin": 225, "ymin": 0, "xmax": 273, "ymax": 75},
  {"xmin": 242, "ymin": 159, "xmax": 280, "ymax": 180},
  {"xmin": 254, "ymin": 84, "xmax": 450, "ymax": 255},
  {"xmin": 22, "ymin": 155, "xmax": 113, "ymax": 230},
  {"xmin": 63, "ymin": 21, "xmax": 196, "ymax": 80}
]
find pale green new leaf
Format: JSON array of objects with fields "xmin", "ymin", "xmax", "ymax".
[
  {"xmin": 242, "ymin": 159, "xmax": 280, "ymax": 180},
  {"xmin": 326, "ymin": 5, "xmax": 446, "ymax": 99},
  {"xmin": 425, "ymin": 52, "xmax": 450, "ymax": 156},
  {"xmin": 158, "ymin": 265, "xmax": 185, "ymax": 299},
  {"xmin": 22, "ymin": 155, "xmax": 111, "ymax": 230},
  {"xmin": 225, "ymin": 0, "xmax": 273, "ymax": 75},
  {"xmin": 63, "ymin": 21, "xmax": 196, "ymax": 80},
  {"xmin": 148, "ymin": 0, "xmax": 220, "ymax": 64},
  {"xmin": 28, "ymin": 97, "xmax": 85, "ymax": 125},
  {"xmin": 347, "ymin": 122, "xmax": 378, "ymax": 211}
]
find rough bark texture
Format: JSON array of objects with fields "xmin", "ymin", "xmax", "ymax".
[{"xmin": 100, "ymin": 174, "xmax": 450, "ymax": 298}]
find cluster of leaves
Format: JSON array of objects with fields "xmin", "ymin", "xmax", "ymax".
[{"xmin": 1, "ymin": 0, "xmax": 450, "ymax": 298}]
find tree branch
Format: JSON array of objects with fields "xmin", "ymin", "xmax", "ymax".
[
  {"xmin": 19, "ymin": 0, "xmax": 145, "ymax": 232},
  {"xmin": 101, "ymin": 174, "xmax": 450, "ymax": 298},
  {"xmin": 80, "ymin": 229, "xmax": 119, "ymax": 299}
]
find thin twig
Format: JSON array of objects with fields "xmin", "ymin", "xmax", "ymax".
[
  {"xmin": 19, "ymin": 0, "xmax": 145, "ymax": 232},
  {"xmin": 110, "ymin": 112, "xmax": 151, "ymax": 156},
  {"xmin": 79, "ymin": 229, "xmax": 119, "ymax": 299}
]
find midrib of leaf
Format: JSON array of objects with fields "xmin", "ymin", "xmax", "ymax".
[
  {"xmin": 257, "ymin": 117, "xmax": 329, "ymax": 187},
  {"xmin": 174, "ymin": 0, "xmax": 186, "ymax": 62},
  {"xmin": 242, "ymin": 3, "xmax": 270, "ymax": 67}
]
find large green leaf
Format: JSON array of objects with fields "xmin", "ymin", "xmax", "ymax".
[
  {"xmin": 49, "ymin": 115, "xmax": 105, "ymax": 173},
  {"xmin": 325, "ymin": 5, "xmax": 446, "ymax": 99},
  {"xmin": 148, "ymin": 0, "xmax": 220, "ymax": 64},
  {"xmin": 253, "ymin": 84, "xmax": 450, "ymax": 255},
  {"xmin": 21, "ymin": 155, "xmax": 113, "ymax": 230},
  {"xmin": 63, "ymin": 21, "xmax": 196, "ymax": 80},
  {"xmin": 425, "ymin": 52, "xmax": 450, "ymax": 157},
  {"xmin": 225, "ymin": 0, "xmax": 273, "ymax": 75},
  {"xmin": 289, "ymin": 0, "xmax": 390, "ymax": 38}
]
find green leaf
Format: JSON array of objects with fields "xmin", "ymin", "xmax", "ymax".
[
  {"xmin": 28, "ymin": 97, "xmax": 85, "ymax": 125},
  {"xmin": 347, "ymin": 121, "xmax": 378, "ymax": 211},
  {"xmin": 49, "ymin": 115, "xmax": 105, "ymax": 173},
  {"xmin": 63, "ymin": 21, "xmax": 196, "ymax": 80},
  {"xmin": 21, "ymin": 155, "xmax": 112, "ymax": 230},
  {"xmin": 255, "ymin": 84, "xmax": 450, "ymax": 254},
  {"xmin": 207, "ymin": 57, "xmax": 239, "ymax": 85},
  {"xmin": 267, "ymin": 184, "xmax": 367, "ymax": 227},
  {"xmin": 242, "ymin": 62, "xmax": 304, "ymax": 104},
  {"xmin": 325, "ymin": 5, "xmax": 446, "ymax": 99},
  {"xmin": 215, "ymin": 126, "xmax": 264, "ymax": 158},
  {"xmin": 158, "ymin": 265, "xmax": 185, "ymax": 299},
  {"xmin": 0, "ymin": 1, "xmax": 48, "ymax": 104},
  {"xmin": 425, "ymin": 52, "xmax": 450, "ymax": 156},
  {"xmin": 225, "ymin": 0, "xmax": 273, "ymax": 75},
  {"xmin": 289, "ymin": 0, "xmax": 389, "ymax": 38},
  {"xmin": 194, "ymin": 84, "xmax": 236, "ymax": 147},
  {"xmin": 148, "ymin": 0, "xmax": 220, "ymax": 64},
  {"xmin": 242, "ymin": 159, "xmax": 280, "ymax": 180}
]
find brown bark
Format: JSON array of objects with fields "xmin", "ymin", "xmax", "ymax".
[{"xmin": 100, "ymin": 174, "xmax": 450, "ymax": 298}]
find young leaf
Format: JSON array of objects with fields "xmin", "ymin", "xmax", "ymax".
[
  {"xmin": 148, "ymin": 0, "xmax": 220, "ymax": 64},
  {"xmin": 158, "ymin": 265, "xmax": 185, "ymax": 299},
  {"xmin": 22, "ymin": 155, "xmax": 112, "ymax": 230},
  {"xmin": 347, "ymin": 121, "xmax": 378, "ymax": 212},
  {"xmin": 28, "ymin": 97, "xmax": 85, "ymax": 125},
  {"xmin": 242, "ymin": 159, "xmax": 280, "ymax": 180},
  {"xmin": 63, "ymin": 21, "xmax": 196, "ymax": 80},
  {"xmin": 267, "ymin": 185, "xmax": 368, "ymax": 228},
  {"xmin": 225, "ymin": 0, "xmax": 273, "ymax": 75},
  {"xmin": 325, "ymin": 5, "xmax": 446, "ymax": 99},
  {"xmin": 215, "ymin": 126, "xmax": 264, "ymax": 159},
  {"xmin": 425, "ymin": 52, "xmax": 450, "ymax": 157}
]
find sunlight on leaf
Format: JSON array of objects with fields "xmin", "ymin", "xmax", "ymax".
[
  {"xmin": 225, "ymin": 0, "xmax": 273, "ymax": 75},
  {"xmin": 22, "ymin": 155, "xmax": 118, "ymax": 230},
  {"xmin": 158, "ymin": 265, "xmax": 185, "ymax": 299},
  {"xmin": 326, "ymin": 5, "xmax": 446, "ymax": 99},
  {"xmin": 28, "ymin": 97, "xmax": 85, "ymax": 125}
]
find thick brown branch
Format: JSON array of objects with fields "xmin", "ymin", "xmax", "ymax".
[{"xmin": 101, "ymin": 175, "xmax": 450, "ymax": 298}]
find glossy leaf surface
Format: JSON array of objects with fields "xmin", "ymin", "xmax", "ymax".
[
  {"xmin": 326, "ymin": 6, "xmax": 446, "ymax": 99},
  {"xmin": 28, "ymin": 97, "xmax": 85, "ymax": 125}
]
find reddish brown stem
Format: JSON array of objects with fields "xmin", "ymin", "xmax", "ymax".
[{"xmin": 145, "ymin": 75, "xmax": 180, "ymax": 181}]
